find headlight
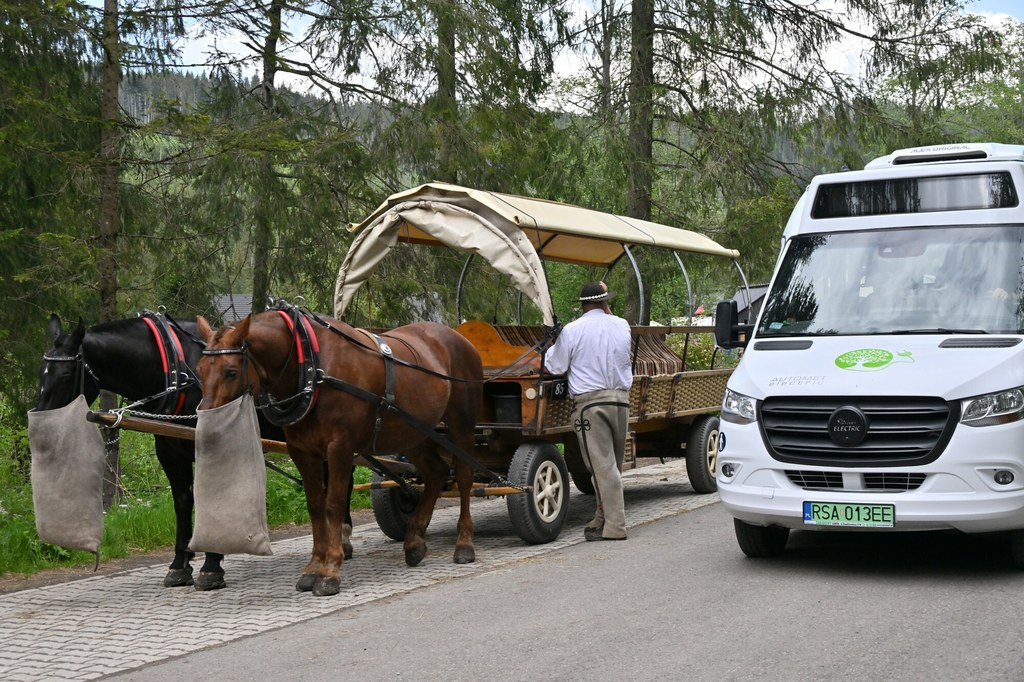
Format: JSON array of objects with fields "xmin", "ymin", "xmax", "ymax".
[
  {"xmin": 722, "ymin": 388, "xmax": 757, "ymax": 425},
  {"xmin": 961, "ymin": 388, "xmax": 1024, "ymax": 427}
]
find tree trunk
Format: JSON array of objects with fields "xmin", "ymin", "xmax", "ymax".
[
  {"xmin": 251, "ymin": 0, "xmax": 283, "ymax": 314},
  {"xmin": 627, "ymin": 0, "xmax": 654, "ymax": 223},
  {"xmin": 436, "ymin": 0, "xmax": 458, "ymax": 183},
  {"xmin": 627, "ymin": 0, "xmax": 654, "ymax": 324},
  {"xmin": 598, "ymin": 0, "xmax": 615, "ymax": 121},
  {"xmin": 99, "ymin": 0, "xmax": 122, "ymax": 508}
]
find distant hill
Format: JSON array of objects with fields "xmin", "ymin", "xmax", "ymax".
[{"xmin": 120, "ymin": 70, "xmax": 327, "ymax": 124}]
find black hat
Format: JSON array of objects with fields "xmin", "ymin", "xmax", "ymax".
[{"xmin": 579, "ymin": 281, "xmax": 615, "ymax": 302}]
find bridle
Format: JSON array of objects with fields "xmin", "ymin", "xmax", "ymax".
[
  {"xmin": 201, "ymin": 307, "xmax": 318, "ymax": 427},
  {"xmin": 201, "ymin": 341, "xmax": 257, "ymax": 401},
  {"xmin": 41, "ymin": 350, "xmax": 97, "ymax": 400}
]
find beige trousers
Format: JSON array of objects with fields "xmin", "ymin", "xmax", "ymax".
[{"xmin": 573, "ymin": 388, "xmax": 629, "ymax": 539}]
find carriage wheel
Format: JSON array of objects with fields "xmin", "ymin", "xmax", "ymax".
[
  {"xmin": 570, "ymin": 469, "xmax": 595, "ymax": 495},
  {"xmin": 506, "ymin": 441, "xmax": 570, "ymax": 544},
  {"xmin": 685, "ymin": 414, "xmax": 720, "ymax": 494},
  {"xmin": 370, "ymin": 472, "xmax": 421, "ymax": 541}
]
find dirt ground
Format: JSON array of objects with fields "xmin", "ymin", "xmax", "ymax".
[{"xmin": 0, "ymin": 457, "xmax": 669, "ymax": 594}]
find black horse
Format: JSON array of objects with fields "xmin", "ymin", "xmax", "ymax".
[{"xmin": 37, "ymin": 312, "xmax": 354, "ymax": 591}]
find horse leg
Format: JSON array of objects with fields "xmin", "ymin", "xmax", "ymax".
[
  {"xmin": 311, "ymin": 453, "xmax": 354, "ymax": 597},
  {"xmin": 310, "ymin": 460, "xmax": 354, "ymax": 561},
  {"xmin": 292, "ymin": 453, "xmax": 329, "ymax": 592},
  {"xmin": 154, "ymin": 438, "xmax": 201, "ymax": 588},
  {"xmin": 342, "ymin": 467, "xmax": 354, "ymax": 561},
  {"xmin": 402, "ymin": 448, "xmax": 447, "ymax": 567},
  {"xmin": 446, "ymin": 357, "xmax": 481, "ymax": 564},
  {"xmin": 451, "ymin": 455, "xmax": 476, "ymax": 565}
]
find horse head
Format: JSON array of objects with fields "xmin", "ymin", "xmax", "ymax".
[
  {"xmin": 37, "ymin": 314, "xmax": 98, "ymax": 410},
  {"xmin": 195, "ymin": 315, "xmax": 264, "ymax": 411}
]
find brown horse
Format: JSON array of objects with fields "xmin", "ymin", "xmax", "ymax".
[{"xmin": 195, "ymin": 308, "xmax": 483, "ymax": 596}]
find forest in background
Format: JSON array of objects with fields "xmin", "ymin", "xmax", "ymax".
[{"xmin": 2, "ymin": 0, "xmax": 1024, "ymax": 426}]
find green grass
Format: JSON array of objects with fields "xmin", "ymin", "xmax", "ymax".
[{"xmin": 0, "ymin": 422, "xmax": 372, "ymax": 578}]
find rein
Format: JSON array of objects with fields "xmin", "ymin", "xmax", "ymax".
[{"xmin": 302, "ymin": 308, "xmax": 560, "ymax": 384}]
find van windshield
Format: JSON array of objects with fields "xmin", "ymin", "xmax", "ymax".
[{"xmin": 757, "ymin": 226, "xmax": 1024, "ymax": 336}]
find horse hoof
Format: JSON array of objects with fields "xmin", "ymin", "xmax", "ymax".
[
  {"xmin": 193, "ymin": 571, "xmax": 226, "ymax": 591},
  {"xmin": 163, "ymin": 568, "xmax": 194, "ymax": 588},
  {"xmin": 344, "ymin": 541, "xmax": 353, "ymax": 561},
  {"xmin": 405, "ymin": 544, "xmax": 427, "ymax": 567},
  {"xmin": 295, "ymin": 573, "xmax": 317, "ymax": 592},
  {"xmin": 312, "ymin": 576, "xmax": 341, "ymax": 596},
  {"xmin": 453, "ymin": 545, "xmax": 476, "ymax": 564}
]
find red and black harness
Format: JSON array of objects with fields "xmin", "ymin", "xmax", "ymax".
[
  {"xmin": 138, "ymin": 310, "xmax": 194, "ymax": 416},
  {"xmin": 43, "ymin": 310, "xmax": 197, "ymax": 419},
  {"xmin": 204, "ymin": 304, "xmax": 514, "ymax": 491}
]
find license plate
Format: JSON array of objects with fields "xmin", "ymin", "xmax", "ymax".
[{"xmin": 803, "ymin": 501, "xmax": 895, "ymax": 528}]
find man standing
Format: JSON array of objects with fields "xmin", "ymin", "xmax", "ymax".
[{"xmin": 544, "ymin": 281, "xmax": 632, "ymax": 541}]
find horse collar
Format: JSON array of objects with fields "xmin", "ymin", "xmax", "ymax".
[
  {"xmin": 140, "ymin": 311, "xmax": 192, "ymax": 415},
  {"xmin": 258, "ymin": 308, "xmax": 321, "ymax": 427}
]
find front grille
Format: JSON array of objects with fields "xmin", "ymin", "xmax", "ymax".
[
  {"xmin": 786, "ymin": 469, "xmax": 927, "ymax": 492},
  {"xmin": 863, "ymin": 472, "xmax": 926, "ymax": 491},
  {"xmin": 760, "ymin": 396, "xmax": 957, "ymax": 467},
  {"xmin": 785, "ymin": 470, "xmax": 843, "ymax": 489}
]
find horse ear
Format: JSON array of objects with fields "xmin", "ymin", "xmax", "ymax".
[
  {"xmin": 196, "ymin": 315, "xmax": 215, "ymax": 343},
  {"xmin": 234, "ymin": 315, "xmax": 252, "ymax": 339},
  {"xmin": 48, "ymin": 314, "xmax": 63, "ymax": 342},
  {"xmin": 71, "ymin": 319, "xmax": 86, "ymax": 346}
]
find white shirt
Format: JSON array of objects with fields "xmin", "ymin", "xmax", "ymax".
[{"xmin": 544, "ymin": 309, "xmax": 633, "ymax": 396}]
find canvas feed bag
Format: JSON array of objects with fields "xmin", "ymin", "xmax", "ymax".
[
  {"xmin": 28, "ymin": 394, "xmax": 106, "ymax": 555},
  {"xmin": 189, "ymin": 393, "xmax": 273, "ymax": 556}
]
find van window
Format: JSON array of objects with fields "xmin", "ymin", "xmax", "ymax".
[
  {"xmin": 758, "ymin": 226, "xmax": 1024, "ymax": 336},
  {"xmin": 811, "ymin": 172, "xmax": 1018, "ymax": 218}
]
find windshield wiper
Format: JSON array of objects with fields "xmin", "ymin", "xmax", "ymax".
[{"xmin": 891, "ymin": 328, "xmax": 988, "ymax": 335}]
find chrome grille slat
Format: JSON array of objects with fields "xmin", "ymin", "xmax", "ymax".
[
  {"xmin": 785, "ymin": 470, "xmax": 843, "ymax": 489},
  {"xmin": 785, "ymin": 470, "xmax": 927, "ymax": 492},
  {"xmin": 760, "ymin": 396, "xmax": 957, "ymax": 467}
]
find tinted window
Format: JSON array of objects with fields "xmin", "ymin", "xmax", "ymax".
[
  {"xmin": 812, "ymin": 172, "xmax": 1018, "ymax": 219},
  {"xmin": 758, "ymin": 226, "xmax": 1024, "ymax": 336}
]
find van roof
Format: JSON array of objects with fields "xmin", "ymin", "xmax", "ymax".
[{"xmin": 865, "ymin": 143, "xmax": 1024, "ymax": 169}]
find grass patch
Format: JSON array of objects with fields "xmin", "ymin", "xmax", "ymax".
[{"xmin": 0, "ymin": 419, "xmax": 373, "ymax": 579}]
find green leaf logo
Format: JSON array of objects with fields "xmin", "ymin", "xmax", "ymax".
[{"xmin": 835, "ymin": 348, "xmax": 914, "ymax": 371}]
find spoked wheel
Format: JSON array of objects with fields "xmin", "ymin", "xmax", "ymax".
[
  {"xmin": 370, "ymin": 472, "xmax": 421, "ymax": 541},
  {"xmin": 686, "ymin": 414, "xmax": 720, "ymax": 494},
  {"xmin": 733, "ymin": 518, "xmax": 789, "ymax": 558},
  {"xmin": 507, "ymin": 441, "xmax": 570, "ymax": 544}
]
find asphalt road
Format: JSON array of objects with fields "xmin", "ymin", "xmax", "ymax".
[{"xmin": 108, "ymin": 501, "xmax": 1024, "ymax": 682}]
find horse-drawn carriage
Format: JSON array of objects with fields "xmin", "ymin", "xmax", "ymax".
[
  {"xmin": 33, "ymin": 182, "xmax": 745, "ymax": 596},
  {"xmin": 333, "ymin": 182, "xmax": 747, "ymax": 544}
]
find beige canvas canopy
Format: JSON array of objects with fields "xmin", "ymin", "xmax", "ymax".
[{"xmin": 333, "ymin": 182, "xmax": 741, "ymax": 326}]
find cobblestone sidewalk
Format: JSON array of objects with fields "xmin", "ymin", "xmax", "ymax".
[{"xmin": 0, "ymin": 461, "xmax": 717, "ymax": 681}]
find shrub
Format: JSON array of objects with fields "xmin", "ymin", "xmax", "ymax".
[{"xmin": 666, "ymin": 331, "xmax": 741, "ymax": 370}]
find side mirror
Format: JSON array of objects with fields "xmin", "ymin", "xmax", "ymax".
[{"xmin": 715, "ymin": 300, "xmax": 754, "ymax": 349}]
